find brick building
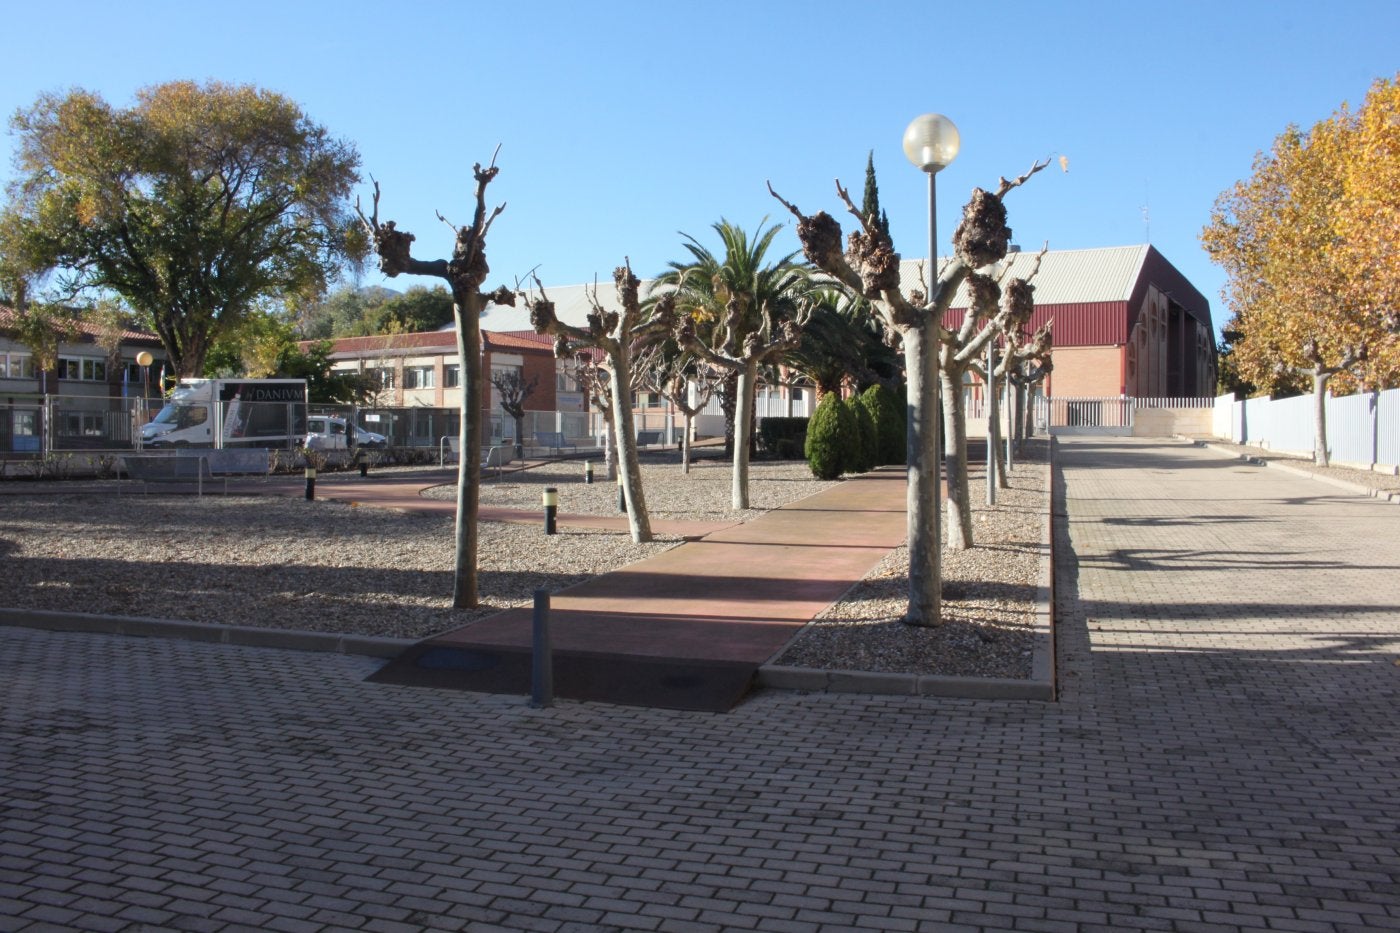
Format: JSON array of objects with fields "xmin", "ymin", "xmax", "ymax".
[
  {"xmin": 315, "ymin": 328, "xmax": 575, "ymax": 412},
  {"xmin": 937, "ymin": 244, "xmax": 1216, "ymax": 398}
]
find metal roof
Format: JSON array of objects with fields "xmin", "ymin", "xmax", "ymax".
[{"xmin": 900, "ymin": 244, "xmax": 1151, "ymax": 307}]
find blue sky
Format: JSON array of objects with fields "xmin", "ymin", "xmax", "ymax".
[{"xmin": 3, "ymin": 0, "xmax": 1396, "ymax": 339}]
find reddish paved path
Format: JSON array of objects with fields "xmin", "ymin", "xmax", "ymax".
[{"xmin": 432, "ymin": 468, "xmax": 910, "ymax": 664}]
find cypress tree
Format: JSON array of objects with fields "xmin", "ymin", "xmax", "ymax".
[{"xmin": 862, "ymin": 151, "xmax": 891, "ymax": 240}]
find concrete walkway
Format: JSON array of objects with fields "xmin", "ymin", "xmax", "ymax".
[{"xmin": 3, "ymin": 437, "xmax": 1400, "ymax": 930}]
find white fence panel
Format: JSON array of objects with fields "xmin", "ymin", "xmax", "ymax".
[
  {"xmin": 1215, "ymin": 387, "xmax": 1400, "ymax": 470},
  {"xmin": 1213, "ymin": 395, "xmax": 1237, "ymax": 441},
  {"xmin": 1380, "ymin": 389, "xmax": 1400, "ymax": 467},
  {"xmin": 1328, "ymin": 392, "xmax": 1379, "ymax": 466},
  {"xmin": 1241, "ymin": 394, "xmax": 1312, "ymax": 455}
]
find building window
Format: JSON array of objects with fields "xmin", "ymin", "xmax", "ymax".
[
  {"xmin": 368, "ymin": 367, "xmax": 395, "ymax": 389},
  {"xmin": 404, "ymin": 366, "xmax": 434, "ymax": 389},
  {"xmin": 60, "ymin": 412, "xmax": 106, "ymax": 437},
  {"xmin": 4, "ymin": 353, "xmax": 36, "ymax": 379},
  {"xmin": 444, "ymin": 365, "xmax": 460, "ymax": 388},
  {"xmin": 56, "ymin": 356, "xmax": 107, "ymax": 381}
]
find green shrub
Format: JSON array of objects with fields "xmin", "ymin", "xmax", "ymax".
[
  {"xmin": 846, "ymin": 396, "xmax": 877, "ymax": 474},
  {"xmin": 860, "ymin": 384, "xmax": 906, "ymax": 465},
  {"xmin": 805, "ymin": 393, "xmax": 856, "ymax": 480},
  {"xmin": 757, "ymin": 416, "xmax": 809, "ymax": 460}
]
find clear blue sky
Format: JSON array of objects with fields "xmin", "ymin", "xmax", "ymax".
[{"xmin": 3, "ymin": 0, "xmax": 1397, "ymax": 340}]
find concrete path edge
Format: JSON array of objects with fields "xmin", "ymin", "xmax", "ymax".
[{"xmin": 1194, "ymin": 439, "xmax": 1400, "ymax": 505}]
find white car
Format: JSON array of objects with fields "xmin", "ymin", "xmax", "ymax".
[{"xmin": 304, "ymin": 416, "xmax": 387, "ymax": 450}]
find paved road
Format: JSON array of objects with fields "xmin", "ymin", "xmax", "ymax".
[{"xmin": 3, "ymin": 437, "xmax": 1399, "ymax": 931}]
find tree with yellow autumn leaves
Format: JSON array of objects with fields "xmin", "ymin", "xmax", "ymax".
[{"xmin": 1203, "ymin": 75, "xmax": 1399, "ymax": 466}]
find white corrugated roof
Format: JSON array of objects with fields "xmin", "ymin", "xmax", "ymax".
[
  {"xmin": 481, "ymin": 279, "xmax": 630, "ymax": 332},
  {"xmin": 897, "ymin": 244, "xmax": 1150, "ymax": 307},
  {"xmin": 476, "ymin": 244, "xmax": 1153, "ymax": 330}
]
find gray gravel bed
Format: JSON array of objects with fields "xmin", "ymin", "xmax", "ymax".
[{"xmin": 0, "ymin": 447, "xmax": 1049, "ymax": 678}]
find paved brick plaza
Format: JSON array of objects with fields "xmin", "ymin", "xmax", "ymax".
[{"xmin": 3, "ymin": 437, "xmax": 1398, "ymax": 931}]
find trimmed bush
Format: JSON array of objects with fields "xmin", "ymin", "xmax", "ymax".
[
  {"xmin": 757, "ymin": 416, "xmax": 809, "ymax": 460},
  {"xmin": 846, "ymin": 395, "xmax": 877, "ymax": 474},
  {"xmin": 860, "ymin": 383, "xmax": 906, "ymax": 465},
  {"xmin": 805, "ymin": 393, "xmax": 856, "ymax": 480}
]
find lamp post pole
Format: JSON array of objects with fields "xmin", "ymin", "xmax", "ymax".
[
  {"xmin": 986, "ymin": 337, "xmax": 997, "ymax": 505},
  {"xmin": 903, "ymin": 113, "xmax": 960, "ymax": 626}
]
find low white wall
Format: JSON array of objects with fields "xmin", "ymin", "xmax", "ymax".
[{"xmin": 1133, "ymin": 408, "xmax": 1213, "ymax": 437}]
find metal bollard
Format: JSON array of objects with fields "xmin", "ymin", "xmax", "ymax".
[
  {"xmin": 543, "ymin": 487, "xmax": 558, "ymax": 535},
  {"xmin": 530, "ymin": 589, "xmax": 553, "ymax": 709},
  {"xmin": 304, "ymin": 466, "xmax": 316, "ymax": 501},
  {"xmin": 584, "ymin": 461, "xmax": 594, "ymax": 484},
  {"xmin": 617, "ymin": 471, "xmax": 626, "ymax": 513}
]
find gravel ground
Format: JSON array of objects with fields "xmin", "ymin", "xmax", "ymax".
[{"xmin": 0, "ymin": 444, "xmax": 1049, "ymax": 678}]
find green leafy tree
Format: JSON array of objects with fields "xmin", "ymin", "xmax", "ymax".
[
  {"xmin": 1, "ymin": 81, "xmax": 362, "ymax": 377},
  {"xmin": 379, "ymin": 285, "xmax": 455, "ymax": 333},
  {"xmin": 276, "ymin": 341, "xmax": 374, "ymax": 404}
]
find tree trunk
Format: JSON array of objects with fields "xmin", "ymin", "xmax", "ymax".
[
  {"xmin": 609, "ymin": 359, "xmax": 652, "ymax": 543},
  {"xmin": 902, "ymin": 323, "xmax": 941, "ymax": 627},
  {"xmin": 452, "ymin": 295, "xmax": 482, "ymax": 609},
  {"xmin": 513, "ymin": 413, "xmax": 524, "ymax": 461},
  {"xmin": 990, "ymin": 371, "xmax": 1009, "ymax": 489},
  {"xmin": 1313, "ymin": 370, "xmax": 1331, "ymax": 467},
  {"xmin": 720, "ymin": 371, "xmax": 738, "ymax": 456},
  {"xmin": 732, "ymin": 357, "xmax": 758, "ymax": 510},
  {"xmin": 601, "ymin": 413, "xmax": 616, "ymax": 481},
  {"xmin": 942, "ymin": 365, "xmax": 973, "ymax": 550}
]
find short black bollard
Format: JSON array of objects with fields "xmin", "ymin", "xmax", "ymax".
[
  {"xmin": 584, "ymin": 461, "xmax": 594, "ymax": 484},
  {"xmin": 617, "ymin": 472, "xmax": 626, "ymax": 513},
  {"xmin": 304, "ymin": 466, "xmax": 316, "ymax": 501},
  {"xmin": 530, "ymin": 589, "xmax": 553, "ymax": 709},
  {"xmin": 543, "ymin": 486, "xmax": 558, "ymax": 535}
]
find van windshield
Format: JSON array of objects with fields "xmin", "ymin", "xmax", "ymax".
[
  {"xmin": 151, "ymin": 404, "xmax": 208, "ymax": 428},
  {"xmin": 150, "ymin": 387, "xmax": 203, "ymax": 425}
]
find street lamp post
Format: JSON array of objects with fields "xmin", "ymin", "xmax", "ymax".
[
  {"xmin": 986, "ymin": 336, "xmax": 997, "ymax": 505},
  {"xmin": 902, "ymin": 113, "xmax": 960, "ymax": 625}
]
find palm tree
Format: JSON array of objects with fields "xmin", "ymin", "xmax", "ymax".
[
  {"xmin": 785, "ymin": 288, "xmax": 895, "ymax": 400},
  {"xmin": 654, "ymin": 219, "xmax": 815, "ymax": 509}
]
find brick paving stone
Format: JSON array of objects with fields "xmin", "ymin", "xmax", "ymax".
[{"xmin": 4, "ymin": 438, "xmax": 1400, "ymax": 931}]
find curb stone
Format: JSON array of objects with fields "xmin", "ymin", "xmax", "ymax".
[{"xmin": 1193, "ymin": 439, "xmax": 1400, "ymax": 505}]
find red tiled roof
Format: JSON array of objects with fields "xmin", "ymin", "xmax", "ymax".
[
  {"xmin": 311, "ymin": 328, "xmax": 554, "ymax": 356},
  {"xmin": 0, "ymin": 304, "xmax": 160, "ymax": 345},
  {"xmin": 484, "ymin": 330, "xmax": 553, "ymax": 351}
]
